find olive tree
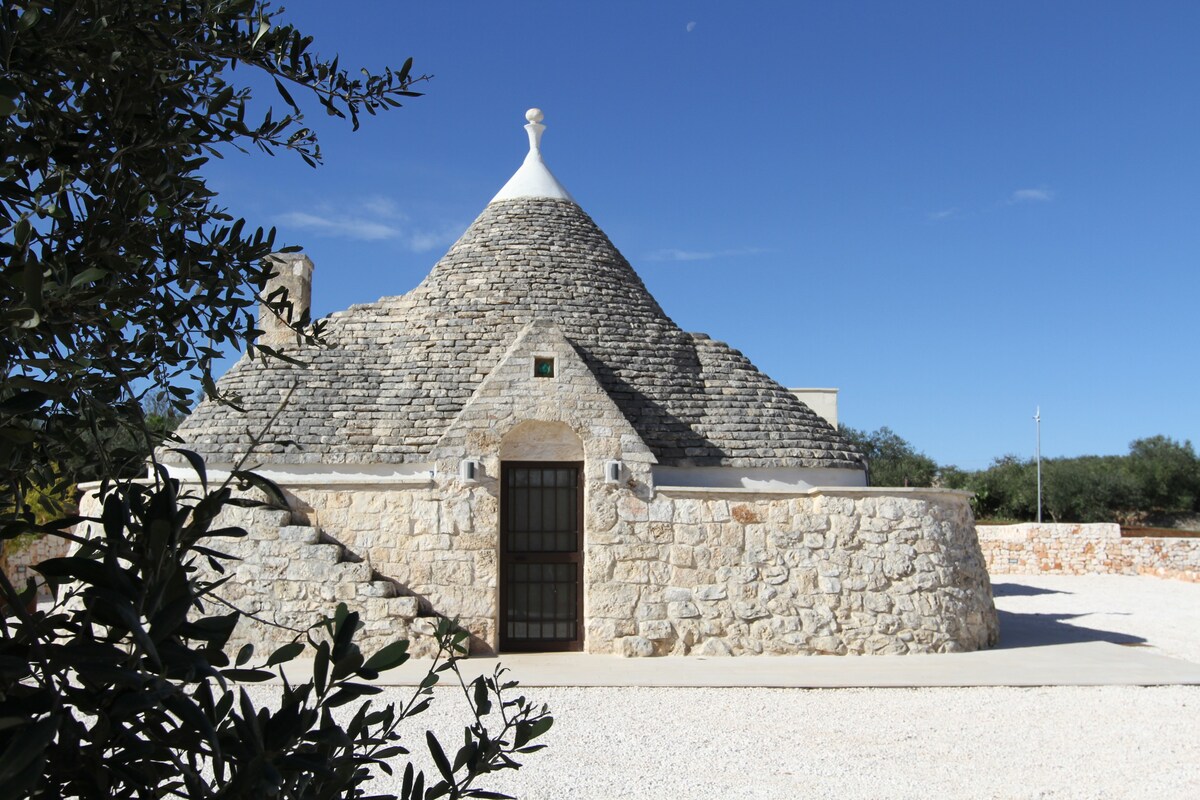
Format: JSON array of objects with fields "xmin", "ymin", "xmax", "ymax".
[{"xmin": 1, "ymin": 2, "xmax": 550, "ymax": 796}]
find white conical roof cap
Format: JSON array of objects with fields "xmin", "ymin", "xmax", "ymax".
[{"xmin": 490, "ymin": 108, "xmax": 575, "ymax": 203}]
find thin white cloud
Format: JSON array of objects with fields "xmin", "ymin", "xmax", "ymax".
[
  {"xmin": 927, "ymin": 208, "xmax": 959, "ymax": 222},
  {"xmin": 359, "ymin": 195, "xmax": 409, "ymax": 221},
  {"xmin": 646, "ymin": 246, "xmax": 771, "ymax": 263},
  {"xmin": 275, "ymin": 211, "xmax": 400, "ymax": 241},
  {"xmin": 407, "ymin": 223, "xmax": 466, "ymax": 253},
  {"xmin": 1009, "ymin": 187, "xmax": 1055, "ymax": 204},
  {"xmin": 275, "ymin": 198, "xmax": 465, "ymax": 251}
]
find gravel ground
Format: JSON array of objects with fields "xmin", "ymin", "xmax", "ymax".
[{"xmin": 247, "ymin": 574, "xmax": 1200, "ymax": 799}]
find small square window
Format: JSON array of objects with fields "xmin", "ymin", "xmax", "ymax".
[{"xmin": 533, "ymin": 357, "xmax": 555, "ymax": 378}]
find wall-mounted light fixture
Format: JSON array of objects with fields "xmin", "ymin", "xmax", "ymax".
[
  {"xmin": 459, "ymin": 458, "xmax": 480, "ymax": 483},
  {"xmin": 604, "ymin": 460, "xmax": 622, "ymax": 484}
]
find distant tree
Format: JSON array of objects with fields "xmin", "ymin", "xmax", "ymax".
[
  {"xmin": 841, "ymin": 426, "xmax": 938, "ymax": 487},
  {"xmin": 1126, "ymin": 436, "xmax": 1200, "ymax": 514},
  {"xmin": 1042, "ymin": 455, "xmax": 1140, "ymax": 523},
  {"xmin": 965, "ymin": 455, "xmax": 1037, "ymax": 521}
]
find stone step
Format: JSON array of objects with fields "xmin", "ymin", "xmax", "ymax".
[
  {"xmin": 333, "ymin": 561, "xmax": 372, "ymax": 583},
  {"xmin": 374, "ymin": 595, "xmax": 420, "ymax": 619},
  {"xmin": 358, "ymin": 580, "xmax": 399, "ymax": 599},
  {"xmin": 278, "ymin": 525, "xmax": 320, "ymax": 545},
  {"xmin": 306, "ymin": 543, "xmax": 345, "ymax": 564},
  {"xmin": 241, "ymin": 508, "xmax": 295, "ymax": 538},
  {"xmin": 257, "ymin": 508, "xmax": 294, "ymax": 527}
]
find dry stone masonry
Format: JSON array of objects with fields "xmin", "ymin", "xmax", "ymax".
[
  {"xmin": 146, "ymin": 109, "xmax": 999, "ymax": 657},
  {"xmin": 978, "ymin": 523, "xmax": 1200, "ymax": 583}
]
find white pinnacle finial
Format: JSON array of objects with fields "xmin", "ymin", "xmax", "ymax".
[
  {"xmin": 490, "ymin": 107, "xmax": 574, "ymax": 203},
  {"xmin": 524, "ymin": 108, "xmax": 546, "ymax": 154}
]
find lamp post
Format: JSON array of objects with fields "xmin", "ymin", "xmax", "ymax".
[{"xmin": 1034, "ymin": 406, "xmax": 1043, "ymax": 524}]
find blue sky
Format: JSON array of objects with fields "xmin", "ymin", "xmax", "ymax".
[{"xmin": 204, "ymin": 2, "xmax": 1200, "ymax": 470}]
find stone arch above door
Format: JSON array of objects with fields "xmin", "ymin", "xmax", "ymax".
[{"xmin": 500, "ymin": 420, "xmax": 584, "ymax": 462}]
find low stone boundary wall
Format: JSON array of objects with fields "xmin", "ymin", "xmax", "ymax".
[
  {"xmin": 977, "ymin": 523, "xmax": 1200, "ymax": 582},
  {"xmin": 1, "ymin": 533, "xmax": 73, "ymax": 602}
]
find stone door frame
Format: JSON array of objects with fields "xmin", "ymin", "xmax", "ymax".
[{"xmin": 498, "ymin": 460, "xmax": 585, "ymax": 652}]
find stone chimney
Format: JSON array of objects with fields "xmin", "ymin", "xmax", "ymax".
[{"xmin": 259, "ymin": 252, "xmax": 314, "ymax": 346}]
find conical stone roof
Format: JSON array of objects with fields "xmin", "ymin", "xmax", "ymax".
[{"xmin": 172, "ymin": 116, "xmax": 865, "ymax": 471}]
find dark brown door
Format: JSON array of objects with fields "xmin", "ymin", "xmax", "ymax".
[{"xmin": 499, "ymin": 462, "xmax": 583, "ymax": 652}]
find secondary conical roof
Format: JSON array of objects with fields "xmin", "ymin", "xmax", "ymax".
[{"xmin": 172, "ymin": 111, "xmax": 864, "ymax": 470}]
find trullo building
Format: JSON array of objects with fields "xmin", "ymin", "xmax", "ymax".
[{"xmin": 164, "ymin": 109, "xmax": 998, "ymax": 657}]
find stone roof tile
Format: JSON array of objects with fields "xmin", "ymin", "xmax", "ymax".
[{"xmin": 172, "ymin": 198, "xmax": 864, "ymax": 470}]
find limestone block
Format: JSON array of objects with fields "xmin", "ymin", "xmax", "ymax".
[
  {"xmin": 675, "ymin": 499, "xmax": 703, "ymax": 525},
  {"xmin": 733, "ymin": 601, "xmax": 768, "ymax": 621},
  {"xmin": 411, "ymin": 617, "xmax": 438, "ymax": 636},
  {"xmin": 381, "ymin": 596, "xmax": 420, "ymax": 618},
  {"xmin": 668, "ymin": 545, "xmax": 696, "ymax": 568},
  {"xmin": 707, "ymin": 501, "xmax": 731, "ymax": 523},
  {"xmin": 610, "ymin": 542, "xmax": 667, "ymax": 562},
  {"xmin": 589, "ymin": 584, "xmax": 641, "ymax": 617},
  {"xmin": 588, "ymin": 499, "xmax": 618, "ymax": 532},
  {"xmin": 585, "ymin": 618, "xmax": 619, "ymax": 652},
  {"xmin": 809, "ymin": 636, "xmax": 847, "ymax": 655},
  {"xmin": 761, "ymin": 565, "xmax": 788, "ymax": 585},
  {"xmin": 744, "ymin": 546, "xmax": 771, "ymax": 566},
  {"xmin": 647, "ymin": 498, "xmax": 674, "ymax": 523},
  {"xmin": 585, "ymin": 554, "xmax": 616, "ymax": 583},
  {"xmin": 411, "ymin": 534, "xmax": 449, "ymax": 551},
  {"xmin": 695, "ymin": 638, "xmax": 732, "ymax": 657},
  {"xmin": 881, "ymin": 555, "xmax": 914, "ymax": 579},
  {"xmin": 667, "ymin": 600, "xmax": 700, "ymax": 619},
  {"xmin": 717, "ymin": 525, "xmax": 744, "ymax": 548},
  {"xmin": 645, "ymin": 522, "xmax": 674, "ymax": 544},
  {"xmin": 424, "ymin": 586, "xmax": 494, "ymax": 618},
  {"xmin": 769, "ymin": 529, "xmax": 804, "ymax": 549},
  {"xmin": 639, "ymin": 620, "xmax": 674, "ymax": 641},
  {"xmin": 430, "ymin": 559, "xmax": 474, "ymax": 586},
  {"xmin": 667, "ymin": 566, "xmax": 707, "ymax": 588},
  {"xmin": 617, "ymin": 495, "xmax": 649, "ymax": 522},
  {"xmin": 448, "ymin": 499, "xmax": 473, "ymax": 533},
  {"xmin": 709, "ymin": 546, "xmax": 742, "ymax": 568},
  {"xmin": 613, "ymin": 560, "xmax": 649, "ymax": 584},
  {"xmin": 620, "ymin": 636, "xmax": 655, "ymax": 657},
  {"xmin": 877, "ymin": 498, "xmax": 904, "ymax": 521},
  {"xmin": 648, "ymin": 561, "xmax": 671, "ymax": 585},
  {"xmin": 633, "ymin": 602, "xmax": 667, "ymax": 621},
  {"xmin": 674, "ymin": 524, "xmax": 705, "ymax": 546},
  {"xmin": 695, "ymin": 585, "xmax": 727, "ymax": 601}
]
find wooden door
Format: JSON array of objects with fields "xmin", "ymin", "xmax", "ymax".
[{"xmin": 499, "ymin": 462, "xmax": 583, "ymax": 652}]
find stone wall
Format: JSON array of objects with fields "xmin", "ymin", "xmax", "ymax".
[
  {"xmin": 204, "ymin": 480, "xmax": 998, "ymax": 657},
  {"xmin": 597, "ymin": 488, "xmax": 995, "ymax": 656},
  {"xmin": 1, "ymin": 532, "xmax": 72, "ymax": 603},
  {"xmin": 75, "ymin": 477, "xmax": 997, "ymax": 657},
  {"xmin": 73, "ymin": 484, "xmax": 436, "ymax": 656},
  {"xmin": 978, "ymin": 523, "xmax": 1200, "ymax": 583}
]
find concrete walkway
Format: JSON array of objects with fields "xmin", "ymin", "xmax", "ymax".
[
  {"xmin": 343, "ymin": 640, "xmax": 1200, "ymax": 688},
  {"xmin": 274, "ymin": 574, "xmax": 1200, "ymax": 688}
]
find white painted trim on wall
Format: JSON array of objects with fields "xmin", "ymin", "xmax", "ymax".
[
  {"xmin": 159, "ymin": 462, "xmax": 436, "ymax": 487},
  {"xmin": 652, "ymin": 466, "xmax": 866, "ymax": 492},
  {"xmin": 653, "ymin": 484, "xmax": 973, "ymax": 500}
]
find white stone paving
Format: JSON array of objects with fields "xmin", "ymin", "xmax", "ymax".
[{"xmin": 245, "ymin": 573, "xmax": 1200, "ymax": 799}]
